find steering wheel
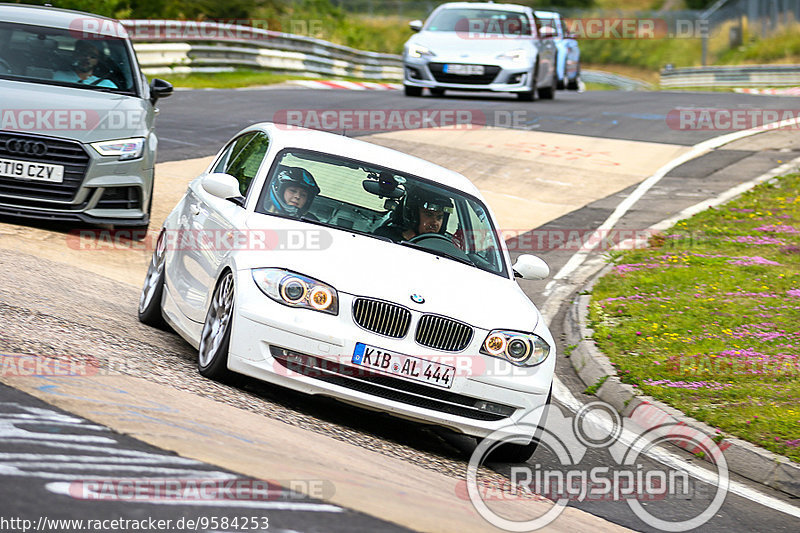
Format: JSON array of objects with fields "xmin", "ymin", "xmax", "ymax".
[
  {"xmin": 408, "ymin": 233, "xmax": 452, "ymax": 244},
  {"xmin": 0, "ymin": 58, "xmax": 11, "ymax": 74}
]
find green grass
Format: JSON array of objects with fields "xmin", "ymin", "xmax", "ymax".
[
  {"xmin": 164, "ymin": 70, "xmax": 398, "ymax": 89},
  {"xmin": 589, "ymin": 174, "xmax": 800, "ymax": 461}
]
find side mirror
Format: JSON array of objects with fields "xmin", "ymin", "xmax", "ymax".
[
  {"xmin": 512, "ymin": 254, "xmax": 550, "ymax": 280},
  {"xmin": 202, "ymin": 173, "xmax": 245, "ymax": 206},
  {"xmin": 149, "ymin": 78, "xmax": 173, "ymax": 104},
  {"xmin": 539, "ymin": 26, "xmax": 557, "ymax": 39},
  {"xmin": 409, "ymin": 19, "xmax": 423, "ymax": 32}
]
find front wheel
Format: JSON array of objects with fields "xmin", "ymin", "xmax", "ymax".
[
  {"xmin": 404, "ymin": 85, "xmax": 423, "ymax": 97},
  {"xmin": 479, "ymin": 386, "xmax": 552, "ymax": 463},
  {"xmin": 138, "ymin": 229, "xmax": 167, "ymax": 328},
  {"xmin": 538, "ymin": 69, "xmax": 557, "ymax": 100},
  {"xmin": 517, "ymin": 65, "xmax": 537, "ymax": 101},
  {"xmin": 198, "ymin": 271, "xmax": 236, "ymax": 381}
]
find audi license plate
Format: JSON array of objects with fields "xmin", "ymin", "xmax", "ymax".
[
  {"xmin": 444, "ymin": 64, "xmax": 484, "ymax": 76},
  {"xmin": 0, "ymin": 158, "xmax": 64, "ymax": 183},
  {"xmin": 352, "ymin": 342, "xmax": 455, "ymax": 389}
]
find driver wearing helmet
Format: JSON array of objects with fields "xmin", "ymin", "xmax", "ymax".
[
  {"xmin": 376, "ymin": 185, "xmax": 453, "ymax": 242},
  {"xmin": 267, "ymin": 166, "xmax": 320, "ymax": 218}
]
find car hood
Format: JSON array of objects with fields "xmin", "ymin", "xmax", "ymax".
[
  {"xmin": 239, "ymin": 214, "xmax": 540, "ymax": 332},
  {"xmin": 408, "ymin": 31, "xmax": 535, "ymax": 61},
  {"xmin": 0, "ymin": 78, "xmax": 149, "ymax": 143}
]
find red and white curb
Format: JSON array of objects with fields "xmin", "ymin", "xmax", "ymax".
[
  {"xmin": 734, "ymin": 87, "xmax": 800, "ymax": 96},
  {"xmin": 288, "ymin": 80, "xmax": 401, "ymax": 90}
]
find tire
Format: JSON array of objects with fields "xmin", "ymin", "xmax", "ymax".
[
  {"xmin": 430, "ymin": 88, "xmax": 445, "ymax": 96},
  {"xmin": 517, "ymin": 65, "xmax": 537, "ymax": 101},
  {"xmin": 567, "ymin": 66, "xmax": 581, "ymax": 91},
  {"xmin": 538, "ymin": 69, "xmax": 557, "ymax": 100},
  {"xmin": 555, "ymin": 55, "xmax": 565, "ymax": 90},
  {"xmin": 404, "ymin": 85, "xmax": 423, "ymax": 97},
  {"xmin": 198, "ymin": 270, "xmax": 236, "ymax": 381},
  {"xmin": 481, "ymin": 386, "xmax": 552, "ymax": 463},
  {"xmin": 137, "ymin": 229, "xmax": 167, "ymax": 329}
]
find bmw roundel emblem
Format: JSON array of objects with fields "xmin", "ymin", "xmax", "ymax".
[{"xmin": 410, "ymin": 294, "xmax": 425, "ymax": 304}]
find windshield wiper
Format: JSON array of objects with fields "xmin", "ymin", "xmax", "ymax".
[{"xmin": 398, "ymin": 241, "xmax": 475, "ymax": 267}]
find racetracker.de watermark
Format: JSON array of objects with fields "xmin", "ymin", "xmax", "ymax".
[
  {"xmin": 667, "ymin": 108, "xmax": 800, "ymax": 131},
  {"xmin": 65, "ymin": 228, "xmax": 333, "ymax": 252},
  {"xmin": 0, "ymin": 109, "xmax": 146, "ymax": 132},
  {"xmin": 273, "ymin": 109, "xmax": 485, "ymax": 131},
  {"xmin": 67, "ymin": 478, "xmax": 335, "ymax": 501}
]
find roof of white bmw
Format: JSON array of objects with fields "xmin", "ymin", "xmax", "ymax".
[{"xmin": 255, "ymin": 123, "xmax": 481, "ymax": 196}]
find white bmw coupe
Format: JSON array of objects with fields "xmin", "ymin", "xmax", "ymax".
[{"xmin": 139, "ymin": 123, "xmax": 555, "ymax": 461}]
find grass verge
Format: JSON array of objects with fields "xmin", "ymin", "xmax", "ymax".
[
  {"xmin": 165, "ymin": 70, "xmax": 398, "ymax": 89},
  {"xmin": 589, "ymin": 173, "xmax": 800, "ymax": 461}
]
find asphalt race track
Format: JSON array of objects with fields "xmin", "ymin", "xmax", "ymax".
[{"xmin": 1, "ymin": 87, "xmax": 800, "ymax": 532}]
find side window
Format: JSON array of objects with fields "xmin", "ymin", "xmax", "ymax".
[
  {"xmin": 226, "ymin": 132, "xmax": 270, "ymax": 196},
  {"xmin": 210, "ymin": 132, "xmax": 270, "ymax": 196}
]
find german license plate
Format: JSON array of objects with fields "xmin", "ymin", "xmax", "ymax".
[
  {"xmin": 444, "ymin": 64, "xmax": 484, "ymax": 76},
  {"xmin": 0, "ymin": 158, "xmax": 64, "ymax": 183},
  {"xmin": 352, "ymin": 342, "xmax": 455, "ymax": 389}
]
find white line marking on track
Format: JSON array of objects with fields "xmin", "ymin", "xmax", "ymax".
[{"xmin": 544, "ymin": 115, "xmax": 800, "ymax": 297}]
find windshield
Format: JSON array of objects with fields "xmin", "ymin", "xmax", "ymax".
[
  {"xmin": 0, "ymin": 21, "xmax": 138, "ymax": 96},
  {"xmin": 256, "ymin": 149, "xmax": 508, "ymax": 277},
  {"xmin": 426, "ymin": 8, "xmax": 532, "ymax": 36}
]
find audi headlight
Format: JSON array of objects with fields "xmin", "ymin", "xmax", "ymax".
[
  {"xmin": 496, "ymin": 49, "xmax": 528, "ymax": 64},
  {"xmin": 252, "ymin": 268, "xmax": 338, "ymax": 315},
  {"xmin": 407, "ymin": 44, "xmax": 435, "ymax": 58},
  {"xmin": 91, "ymin": 138, "xmax": 145, "ymax": 161},
  {"xmin": 481, "ymin": 330, "xmax": 550, "ymax": 366}
]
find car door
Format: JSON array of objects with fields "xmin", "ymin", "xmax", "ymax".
[
  {"xmin": 172, "ymin": 131, "xmax": 270, "ymax": 323},
  {"xmin": 531, "ymin": 12, "xmax": 557, "ymax": 86}
]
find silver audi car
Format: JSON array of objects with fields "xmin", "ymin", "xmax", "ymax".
[
  {"xmin": 0, "ymin": 3, "xmax": 172, "ymax": 235},
  {"xmin": 403, "ymin": 2, "xmax": 557, "ymax": 100}
]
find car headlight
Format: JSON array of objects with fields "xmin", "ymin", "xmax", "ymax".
[
  {"xmin": 252, "ymin": 268, "xmax": 338, "ymax": 315},
  {"xmin": 91, "ymin": 138, "xmax": 145, "ymax": 161},
  {"xmin": 407, "ymin": 44, "xmax": 435, "ymax": 58},
  {"xmin": 496, "ymin": 49, "xmax": 528, "ymax": 64},
  {"xmin": 480, "ymin": 330, "xmax": 550, "ymax": 366}
]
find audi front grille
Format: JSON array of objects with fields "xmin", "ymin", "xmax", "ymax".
[
  {"xmin": 0, "ymin": 131, "xmax": 90, "ymax": 204},
  {"xmin": 415, "ymin": 314, "xmax": 473, "ymax": 352},
  {"xmin": 352, "ymin": 298, "xmax": 412, "ymax": 338}
]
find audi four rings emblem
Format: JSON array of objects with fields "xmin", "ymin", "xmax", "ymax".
[{"xmin": 5, "ymin": 139, "xmax": 47, "ymax": 156}]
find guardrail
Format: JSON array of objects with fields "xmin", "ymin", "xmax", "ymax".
[
  {"xmin": 123, "ymin": 20, "xmax": 403, "ymax": 80},
  {"xmin": 661, "ymin": 65, "xmax": 800, "ymax": 88},
  {"xmin": 123, "ymin": 20, "xmax": 661, "ymax": 91},
  {"xmin": 581, "ymin": 70, "xmax": 652, "ymax": 91}
]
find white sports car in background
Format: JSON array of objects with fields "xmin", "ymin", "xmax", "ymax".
[{"xmin": 138, "ymin": 123, "xmax": 555, "ymax": 461}]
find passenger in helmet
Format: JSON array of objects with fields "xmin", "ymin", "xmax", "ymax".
[
  {"xmin": 267, "ymin": 166, "xmax": 320, "ymax": 217},
  {"xmin": 375, "ymin": 185, "xmax": 453, "ymax": 241}
]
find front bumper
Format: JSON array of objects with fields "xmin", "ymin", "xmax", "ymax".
[
  {"xmin": 404, "ymin": 57, "xmax": 533, "ymax": 93},
  {"xmin": 227, "ymin": 270, "xmax": 554, "ymax": 440},
  {"xmin": 0, "ymin": 130, "xmax": 152, "ymax": 226}
]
